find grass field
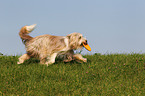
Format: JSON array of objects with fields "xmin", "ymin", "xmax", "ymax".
[{"xmin": 0, "ymin": 54, "xmax": 145, "ymax": 96}]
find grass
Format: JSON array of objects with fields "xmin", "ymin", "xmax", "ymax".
[{"xmin": 0, "ymin": 54, "xmax": 145, "ymax": 96}]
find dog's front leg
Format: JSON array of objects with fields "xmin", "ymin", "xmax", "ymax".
[
  {"xmin": 63, "ymin": 55, "xmax": 73, "ymax": 62},
  {"xmin": 17, "ymin": 54, "xmax": 30, "ymax": 64},
  {"xmin": 73, "ymin": 54, "xmax": 87, "ymax": 63},
  {"xmin": 45, "ymin": 53, "xmax": 57, "ymax": 66}
]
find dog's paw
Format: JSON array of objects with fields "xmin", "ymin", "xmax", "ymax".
[
  {"xmin": 83, "ymin": 58, "xmax": 87, "ymax": 62},
  {"xmin": 45, "ymin": 61, "xmax": 55, "ymax": 66},
  {"xmin": 17, "ymin": 61, "xmax": 22, "ymax": 64}
]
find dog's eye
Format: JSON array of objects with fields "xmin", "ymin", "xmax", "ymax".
[{"xmin": 79, "ymin": 36, "xmax": 82, "ymax": 39}]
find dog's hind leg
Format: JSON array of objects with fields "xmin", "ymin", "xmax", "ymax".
[
  {"xmin": 40, "ymin": 58, "xmax": 46, "ymax": 64},
  {"xmin": 39, "ymin": 54, "xmax": 47, "ymax": 64},
  {"xmin": 45, "ymin": 53, "xmax": 57, "ymax": 66},
  {"xmin": 17, "ymin": 54, "xmax": 30, "ymax": 64}
]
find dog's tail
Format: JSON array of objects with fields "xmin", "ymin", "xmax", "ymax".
[{"xmin": 19, "ymin": 24, "xmax": 36, "ymax": 44}]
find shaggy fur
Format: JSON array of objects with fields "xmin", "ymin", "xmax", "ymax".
[{"xmin": 17, "ymin": 24, "xmax": 88, "ymax": 66}]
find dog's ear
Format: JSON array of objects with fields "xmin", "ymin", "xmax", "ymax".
[
  {"xmin": 67, "ymin": 34, "xmax": 71, "ymax": 39},
  {"xmin": 67, "ymin": 33, "xmax": 78, "ymax": 50}
]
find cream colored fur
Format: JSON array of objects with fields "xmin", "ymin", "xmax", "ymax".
[{"xmin": 18, "ymin": 24, "xmax": 88, "ymax": 66}]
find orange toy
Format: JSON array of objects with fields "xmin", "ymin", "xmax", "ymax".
[{"xmin": 83, "ymin": 43, "xmax": 91, "ymax": 51}]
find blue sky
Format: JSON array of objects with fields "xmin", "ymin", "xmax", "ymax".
[{"xmin": 0, "ymin": 0, "xmax": 145, "ymax": 55}]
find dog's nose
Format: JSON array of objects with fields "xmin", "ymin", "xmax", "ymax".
[
  {"xmin": 83, "ymin": 40, "xmax": 88, "ymax": 45},
  {"xmin": 85, "ymin": 40, "xmax": 88, "ymax": 44}
]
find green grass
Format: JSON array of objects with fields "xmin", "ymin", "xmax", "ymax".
[{"xmin": 0, "ymin": 54, "xmax": 145, "ymax": 96}]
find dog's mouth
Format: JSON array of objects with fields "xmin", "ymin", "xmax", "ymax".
[{"xmin": 81, "ymin": 41, "xmax": 91, "ymax": 51}]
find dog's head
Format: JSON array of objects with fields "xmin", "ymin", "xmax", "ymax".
[{"xmin": 67, "ymin": 32, "xmax": 91, "ymax": 51}]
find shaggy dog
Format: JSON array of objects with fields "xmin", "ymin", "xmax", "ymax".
[{"xmin": 17, "ymin": 24, "xmax": 91, "ymax": 66}]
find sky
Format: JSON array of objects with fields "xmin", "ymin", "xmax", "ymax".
[{"xmin": 0, "ymin": 0, "xmax": 145, "ymax": 55}]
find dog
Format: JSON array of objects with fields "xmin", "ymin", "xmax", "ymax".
[{"xmin": 17, "ymin": 24, "xmax": 91, "ymax": 66}]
